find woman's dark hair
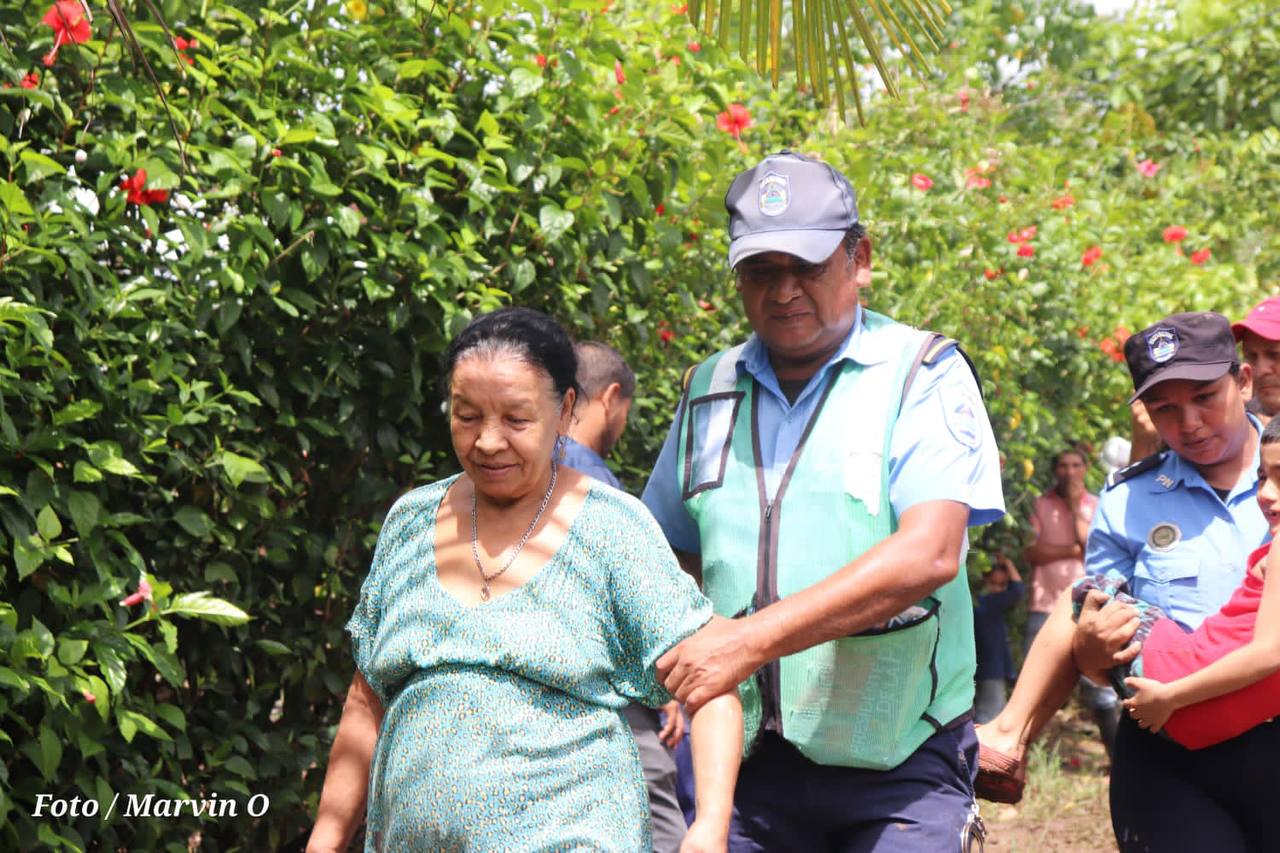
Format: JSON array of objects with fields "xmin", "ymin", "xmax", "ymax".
[
  {"xmin": 1261, "ymin": 416, "xmax": 1280, "ymax": 446},
  {"xmin": 443, "ymin": 307, "xmax": 579, "ymax": 401}
]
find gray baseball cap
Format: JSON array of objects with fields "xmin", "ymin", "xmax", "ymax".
[{"xmin": 725, "ymin": 150, "xmax": 859, "ymax": 269}]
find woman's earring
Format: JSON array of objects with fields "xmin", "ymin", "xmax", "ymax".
[{"xmin": 555, "ymin": 434, "xmax": 567, "ymax": 460}]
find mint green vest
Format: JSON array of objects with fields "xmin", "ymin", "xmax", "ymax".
[{"xmin": 676, "ymin": 310, "xmax": 976, "ymax": 770}]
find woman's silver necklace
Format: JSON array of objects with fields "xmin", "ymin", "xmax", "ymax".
[{"xmin": 470, "ymin": 461, "xmax": 558, "ymax": 602}]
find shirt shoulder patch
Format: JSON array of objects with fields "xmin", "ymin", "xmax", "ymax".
[
  {"xmin": 941, "ymin": 382, "xmax": 982, "ymax": 451},
  {"xmin": 1105, "ymin": 450, "xmax": 1167, "ymax": 491}
]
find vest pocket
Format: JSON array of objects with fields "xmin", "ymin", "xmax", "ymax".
[
  {"xmin": 682, "ymin": 392, "xmax": 744, "ymax": 499},
  {"xmin": 779, "ymin": 598, "xmax": 942, "ymax": 769}
]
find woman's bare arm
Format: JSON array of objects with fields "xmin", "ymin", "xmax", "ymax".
[
  {"xmin": 307, "ymin": 673, "xmax": 384, "ymax": 853},
  {"xmin": 680, "ymin": 689, "xmax": 742, "ymax": 852}
]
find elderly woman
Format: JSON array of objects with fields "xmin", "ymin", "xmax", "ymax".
[{"xmin": 308, "ymin": 308, "xmax": 741, "ymax": 852}]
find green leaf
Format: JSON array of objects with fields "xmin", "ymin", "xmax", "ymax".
[
  {"xmin": 56, "ymin": 638, "xmax": 88, "ymax": 666},
  {"xmin": 215, "ymin": 451, "xmax": 269, "ymax": 487},
  {"xmin": 223, "ymin": 755, "xmax": 257, "ymax": 779},
  {"xmin": 163, "ymin": 591, "xmax": 252, "ymax": 626},
  {"xmin": 73, "ymin": 461, "xmax": 104, "ymax": 483},
  {"xmin": 83, "ymin": 675, "xmax": 109, "ymax": 722},
  {"xmin": 21, "ymin": 725, "xmax": 62, "ymax": 781},
  {"xmin": 19, "ymin": 149, "xmax": 63, "ymax": 183},
  {"xmin": 0, "ymin": 665, "xmax": 30, "ymax": 692},
  {"xmin": 118, "ymin": 712, "xmax": 137, "ymax": 744},
  {"xmin": 95, "ymin": 645, "xmax": 127, "ymax": 696},
  {"xmin": 119, "ymin": 710, "xmax": 172, "ymax": 742},
  {"xmin": 0, "ymin": 179, "xmax": 34, "ymax": 216},
  {"xmin": 53, "ymin": 399, "xmax": 103, "ymax": 426},
  {"xmin": 255, "ymin": 639, "xmax": 293, "ymax": 656},
  {"xmin": 538, "ymin": 204, "xmax": 575, "ymax": 242},
  {"xmin": 36, "ymin": 505, "xmax": 62, "ymax": 540},
  {"xmin": 335, "ymin": 205, "xmax": 361, "ymax": 237},
  {"xmin": 154, "ymin": 703, "xmax": 187, "ymax": 731},
  {"xmin": 87, "ymin": 443, "xmax": 142, "ymax": 478},
  {"xmin": 14, "ymin": 537, "xmax": 44, "ymax": 580},
  {"xmin": 66, "ymin": 491, "xmax": 101, "ymax": 536},
  {"xmin": 159, "ymin": 620, "xmax": 178, "ymax": 654},
  {"xmin": 174, "ymin": 506, "xmax": 214, "ymax": 538}
]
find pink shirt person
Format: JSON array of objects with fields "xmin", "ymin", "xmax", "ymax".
[{"xmin": 1028, "ymin": 491, "xmax": 1099, "ymax": 613}]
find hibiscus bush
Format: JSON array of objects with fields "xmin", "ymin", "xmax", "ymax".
[
  {"xmin": 2, "ymin": 0, "xmax": 1278, "ymax": 848},
  {"xmin": 0, "ymin": 0, "xmax": 803, "ymax": 848}
]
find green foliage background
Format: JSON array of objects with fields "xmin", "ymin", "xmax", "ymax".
[{"xmin": 0, "ymin": 0, "xmax": 1277, "ymax": 848}]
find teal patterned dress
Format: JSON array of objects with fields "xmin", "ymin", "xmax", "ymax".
[{"xmin": 347, "ymin": 475, "xmax": 712, "ymax": 851}]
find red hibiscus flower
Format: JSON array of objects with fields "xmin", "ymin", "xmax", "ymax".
[
  {"xmin": 687, "ymin": 41, "xmax": 701, "ymax": 52},
  {"xmin": 41, "ymin": 1, "xmax": 91, "ymax": 67},
  {"xmin": 614, "ymin": 59, "xmax": 625, "ymax": 86},
  {"xmin": 957, "ymin": 89, "xmax": 970, "ymax": 112},
  {"xmin": 120, "ymin": 169, "xmax": 169, "ymax": 206},
  {"xmin": 1137, "ymin": 159, "xmax": 1161, "ymax": 178},
  {"xmin": 983, "ymin": 268, "xmax": 1001, "ymax": 280},
  {"xmin": 1099, "ymin": 338, "xmax": 1124, "ymax": 362},
  {"xmin": 698, "ymin": 299, "xmax": 716, "ymax": 312},
  {"xmin": 1051, "ymin": 194, "xmax": 1074, "ymax": 210},
  {"xmin": 672, "ymin": 3, "xmax": 688, "ymax": 12},
  {"xmin": 997, "ymin": 194, "xmax": 1009, "ymax": 204},
  {"xmin": 1163, "ymin": 225, "xmax": 1188, "ymax": 243},
  {"xmin": 82, "ymin": 690, "xmax": 96, "ymax": 703},
  {"xmin": 535, "ymin": 53, "xmax": 547, "ymax": 68},
  {"xmin": 1076, "ymin": 325, "xmax": 1089, "ymax": 339},
  {"xmin": 1190, "ymin": 248, "xmax": 1211, "ymax": 265},
  {"xmin": 1016, "ymin": 244, "xmax": 1035, "ymax": 258},
  {"xmin": 173, "ymin": 35, "xmax": 196, "ymax": 64},
  {"xmin": 655, "ymin": 203, "xmax": 665, "ymax": 216},
  {"xmin": 658, "ymin": 328, "xmax": 675, "ymax": 344},
  {"xmin": 20, "ymin": 71, "xmax": 39, "ymax": 89},
  {"xmin": 1082, "ymin": 245, "xmax": 1103, "ymax": 267},
  {"xmin": 910, "ymin": 173, "xmax": 933, "ymax": 191},
  {"xmin": 120, "ymin": 577, "xmax": 153, "ymax": 607},
  {"xmin": 271, "ymin": 148, "xmax": 282, "ymax": 157},
  {"xmin": 716, "ymin": 103, "xmax": 752, "ymax": 140}
]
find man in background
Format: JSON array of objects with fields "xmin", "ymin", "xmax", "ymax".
[
  {"xmin": 1022, "ymin": 447, "xmax": 1120, "ymax": 755},
  {"xmin": 1232, "ymin": 295, "xmax": 1280, "ymax": 425},
  {"xmin": 559, "ymin": 340, "xmax": 687, "ymax": 853}
]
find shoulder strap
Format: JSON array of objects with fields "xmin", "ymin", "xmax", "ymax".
[
  {"xmin": 1105, "ymin": 450, "xmax": 1167, "ymax": 490},
  {"xmin": 899, "ymin": 333, "xmax": 982, "ymax": 410},
  {"xmin": 681, "ymin": 364, "xmax": 697, "ymax": 393}
]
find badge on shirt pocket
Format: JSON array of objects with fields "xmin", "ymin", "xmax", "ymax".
[
  {"xmin": 1146, "ymin": 522, "xmax": 1182, "ymax": 552},
  {"xmin": 682, "ymin": 392, "xmax": 744, "ymax": 499}
]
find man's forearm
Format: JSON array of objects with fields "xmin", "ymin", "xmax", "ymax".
[{"xmin": 739, "ymin": 501, "xmax": 969, "ymax": 665}]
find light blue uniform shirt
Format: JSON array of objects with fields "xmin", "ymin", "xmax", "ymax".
[
  {"xmin": 1086, "ymin": 418, "xmax": 1268, "ymax": 631},
  {"xmin": 559, "ymin": 437, "xmax": 622, "ymax": 490},
  {"xmin": 641, "ymin": 308, "xmax": 1006, "ymax": 554}
]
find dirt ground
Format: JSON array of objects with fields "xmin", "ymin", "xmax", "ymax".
[{"xmin": 980, "ymin": 703, "xmax": 1117, "ymax": 852}]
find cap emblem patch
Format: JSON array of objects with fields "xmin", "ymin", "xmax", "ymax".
[
  {"xmin": 758, "ymin": 172, "xmax": 790, "ymax": 217},
  {"xmin": 1147, "ymin": 327, "xmax": 1179, "ymax": 364}
]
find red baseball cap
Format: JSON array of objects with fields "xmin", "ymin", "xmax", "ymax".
[{"xmin": 1232, "ymin": 296, "xmax": 1280, "ymax": 342}]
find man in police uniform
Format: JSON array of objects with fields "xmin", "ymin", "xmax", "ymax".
[
  {"xmin": 979, "ymin": 313, "xmax": 1272, "ymax": 847},
  {"xmin": 641, "ymin": 151, "xmax": 1005, "ymax": 851}
]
